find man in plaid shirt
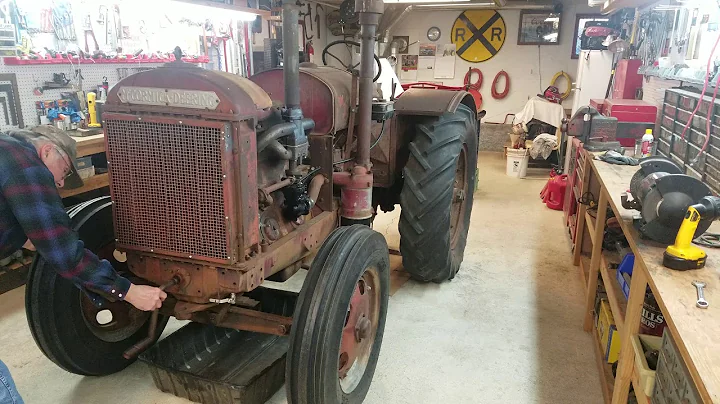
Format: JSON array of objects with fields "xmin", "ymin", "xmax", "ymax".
[{"xmin": 0, "ymin": 127, "xmax": 166, "ymax": 403}]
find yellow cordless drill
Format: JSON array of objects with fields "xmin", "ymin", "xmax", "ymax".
[{"xmin": 664, "ymin": 196, "xmax": 720, "ymax": 270}]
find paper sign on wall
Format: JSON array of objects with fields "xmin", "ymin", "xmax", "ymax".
[
  {"xmin": 419, "ymin": 44, "xmax": 437, "ymax": 57},
  {"xmin": 434, "ymin": 44, "xmax": 456, "ymax": 79},
  {"xmin": 418, "ymin": 57, "xmax": 435, "ymax": 81},
  {"xmin": 400, "ymin": 54, "xmax": 418, "ymax": 81}
]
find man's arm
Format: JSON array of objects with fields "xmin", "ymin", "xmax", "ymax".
[{"xmin": 2, "ymin": 165, "xmax": 164, "ymax": 310}]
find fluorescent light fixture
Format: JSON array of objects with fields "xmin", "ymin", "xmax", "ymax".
[
  {"xmin": 414, "ymin": 0, "xmax": 487, "ymax": 5},
  {"xmin": 654, "ymin": 5, "xmax": 682, "ymax": 10},
  {"xmin": 170, "ymin": 0, "xmax": 261, "ymax": 21},
  {"xmin": 545, "ymin": 16, "xmax": 559, "ymax": 22},
  {"xmin": 384, "ymin": 0, "xmax": 471, "ymax": 3}
]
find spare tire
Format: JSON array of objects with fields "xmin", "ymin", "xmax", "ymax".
[
  {"xmin": 399, "ymin": 103, "xmax": 478, "ymax": 282},
  {"xmin": 25, "ymin": 196, "xmax": 168, "ymax": 376}
]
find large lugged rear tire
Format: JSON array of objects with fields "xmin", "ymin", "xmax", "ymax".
[
  {"xmin": 25, "ymin": 196, "xmax": 168, "ymax": 376},
  {"xmin": 286, "ymin": 225, "xmax": 390, "ymax": 404},
  {"xmin": 399, "ymin": 103, "xmax": 478, "ymax": 282}
]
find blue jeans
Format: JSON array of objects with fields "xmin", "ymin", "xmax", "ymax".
[{"xmin": 0, "ymin": 360, "xmax": 23, "ymax": 404}]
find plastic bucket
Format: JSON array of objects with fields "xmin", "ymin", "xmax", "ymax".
[{"xmin": 506, "ymin": 148, "xmax": 529, "ymax": 178}]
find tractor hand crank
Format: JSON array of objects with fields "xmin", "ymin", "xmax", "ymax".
[{"xmin": 122, "ymin": 276, "xmax": 180, "ymax": 359}]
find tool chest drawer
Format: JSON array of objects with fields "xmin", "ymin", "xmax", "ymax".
[
  {"xmin": 686, "ymin": 143, "xmax": 706, "ymax": 172},
  {"xmin": 664, "ymin": 90, "xmax": 680, "ymax": 107},
  {"xmin": 662, "ymin": 114, "xmax": 674, "ymax": 131},
  {"xmin": 671, "ymin": 135, "xmax": 688, "ymax": 160},
  {"xmin": 658, "ymin": 139, "xmax": 671, "ymax": 156},
  {"xmin": 658, "ymin": 126, "xmax": 673, "ymax": 143},
  {"xmin": 685, "ymin": 165, "xmax": 703, "ymax": 181},
  {"xmin": 687, "ymin": 127, "xmax": 707, "ymax": 149}
]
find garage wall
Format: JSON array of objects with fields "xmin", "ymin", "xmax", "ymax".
[
  {"xmin": 251, "ymin": 3, "xmax": 347, "ymax": 71},
  {"xmin": 389, "ymin": 1, "xmax": 597, "ymax": 123}
]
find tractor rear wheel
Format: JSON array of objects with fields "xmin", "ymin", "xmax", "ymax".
[
  {"xmin": 286, "ymin": 225, "xmax": 390, "ymax": 404},
  {"xmin": 25, "ymin": 196, "xmax": 169, "ymax": 376},
  {"xmin": 399, "ymin": 104, "xmax": 477, "ymax": 282}
]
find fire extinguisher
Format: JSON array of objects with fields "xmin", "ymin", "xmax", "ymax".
[{"xmin": 305, "ymin": 40, "xmax": 314, "ymax": 63}]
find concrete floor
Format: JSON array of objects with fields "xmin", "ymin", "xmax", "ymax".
[{"xmin": 0, "ymin": 152, "xmax": 602, "ymax": 404}]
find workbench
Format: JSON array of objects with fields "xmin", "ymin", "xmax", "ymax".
[
  {"xmin": 573, "ymin": 154, "xmax": 720, "ymax": 404},
  {"xmin": 58, "ymin": 133, "xmax": 109, "ymax": 198}
]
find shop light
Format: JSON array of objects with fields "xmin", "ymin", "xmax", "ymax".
[
  {"xmin": 170, "ymin": 0, "xmax": 261, "ymax": 22},
  {"xmin": 384, "ymin": 0, "xmax": 473, "ymax": 3}
]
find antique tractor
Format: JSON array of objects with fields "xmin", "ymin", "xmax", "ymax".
[{"xmin": 25, "ymin": 0, "xmax": 479, "ymax": 402}]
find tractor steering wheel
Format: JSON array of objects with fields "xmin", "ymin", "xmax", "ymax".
[{"xmin": 322, "ymin": 40, "xmax": 382, "ymax": 82}]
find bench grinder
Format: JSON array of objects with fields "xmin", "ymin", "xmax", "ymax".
[{"xmin": 622, "ymin": 157, "xmax": 713, "ymax": 242}]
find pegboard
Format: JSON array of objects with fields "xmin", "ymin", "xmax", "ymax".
[{"xmin": 0, "ymin": 60, "xmax": 170, "ymax": 131}]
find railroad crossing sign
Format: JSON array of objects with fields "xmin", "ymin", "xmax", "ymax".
[{"xmin": 451, "ymin": 10, "xmax": 506, "ymax": 63}]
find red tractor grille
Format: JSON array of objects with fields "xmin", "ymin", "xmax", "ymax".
[{"xmin": 105, "ymin": 119, "xmax": 229, "ymax": 261}]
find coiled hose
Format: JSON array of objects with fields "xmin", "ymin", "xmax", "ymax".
[
  {"xmin": 550, "ymin": 71, "xmax": 572, "ymax": 100},
  {"xmin": 464, "ymin": 68, "xmax": 483, "ymax": 90},
  {"xmin": 491, "ymin": 70, "xmax": 510, "ymax": 99}
]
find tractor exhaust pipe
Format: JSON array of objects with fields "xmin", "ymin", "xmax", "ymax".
[
  {"xmin": 282, "ymin": 1, "xmax": 300, "ymax": 110},
  {"xmin": 280, "ymin": 0, "xmax": 311, "ymax": 175}
]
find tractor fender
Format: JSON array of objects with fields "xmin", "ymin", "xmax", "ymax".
[{"xmin": 394, "ymin": 88, "xmax": 478, "ymax": 119}]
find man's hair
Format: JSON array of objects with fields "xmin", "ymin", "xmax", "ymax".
[{"xmin": 7, "ymin": 129, "xmax": 67, "ymax": 158}]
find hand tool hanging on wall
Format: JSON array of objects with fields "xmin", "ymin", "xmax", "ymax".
[
  {"xmin": 42, "ymin": 73, "xmax": 71, "ymax": 90},
  {"xmin": 105, "ymin": 5, "xmax": 115, "ymax": 50},
  {"xmin": 97, "ymin": 5, "xmax": 106, "ymax": 26},
  {"xmin": 82, "ymin": 14, "xmax": 99, "ymax": 53},
  {"xmin": 114, "ymin": 5, "xmax": 123, "ymax": 51},
  {"xmin": 306, "ymin": 3, "xmax": 312, "ymax": 32},
  {"xmin": 315, "ymin": 4, "xmax": 323, "ymax": 40},
  {"xmin": 51, "ymin": 2, "xmax": 77, "ymax": 41},
  {"xmin": 298, "ymin": 3, "xmax": 313, "ymax": 42}
]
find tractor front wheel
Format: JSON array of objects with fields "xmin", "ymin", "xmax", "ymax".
[
  {"xmin": 399, "ymin": 103, "xmax": 478, "ymax": 282},
  {"xmin": 25, "ymin": 196, "xmax": 169, "ymax": 376},
  {"xmin": 286, "ymin": 225, "xmax": 390, "ymax": 403}
]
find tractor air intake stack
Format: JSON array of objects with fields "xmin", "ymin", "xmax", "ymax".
[{"xmin": 355, "ymin": 0, "xmax": 382, "ymax": 167}]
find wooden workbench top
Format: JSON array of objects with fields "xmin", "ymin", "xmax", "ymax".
[
  {"xmin": 591, "ymin": 157, "xmax": 720, "ymax": 403},
  {"xmin": 70, "ymin": 133, "xmax": 105, "ymax": 158}
]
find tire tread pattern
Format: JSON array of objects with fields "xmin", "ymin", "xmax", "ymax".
[{"xmin": 399, "ymin": 104, "xmax": 478, "ymax": 282}]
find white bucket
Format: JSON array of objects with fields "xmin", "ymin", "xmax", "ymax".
[{"xmin": 506, "ymin": 148, "xmax": 529, "ymax": 178}]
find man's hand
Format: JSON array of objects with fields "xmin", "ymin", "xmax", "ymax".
[{"xmin": 124, "ymin": 284, "xmax": 167, "ymax": 311}]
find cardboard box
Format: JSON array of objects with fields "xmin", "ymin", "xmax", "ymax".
[
  {"xmin": 75, "ymin": 156, "xmax": 93, "ymax": 169},
  {"xmin": 597, "ymin": 300, "xmax": 621, "ymax": 363},
  {"xmin": 77, "ymin": 166, "xmax": 95, "ymax": 179}
]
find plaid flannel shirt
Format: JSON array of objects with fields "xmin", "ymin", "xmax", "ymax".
[{"xmin": 0, "ymin": 134, "xmax": 130, "ymax": 304}]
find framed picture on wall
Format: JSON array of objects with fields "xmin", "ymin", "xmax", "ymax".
[
  {"xmin": 571, "ymin": 14, "xmax": 610, "ymax": 59},
  {"xmin": 518, "ymin": 10, "xmax": 561, "ymax": 45}
]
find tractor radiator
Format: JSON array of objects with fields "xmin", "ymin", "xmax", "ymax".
[{"xmin": 105, "ymin": 118, "xmax": 229, "ymax": 261}]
